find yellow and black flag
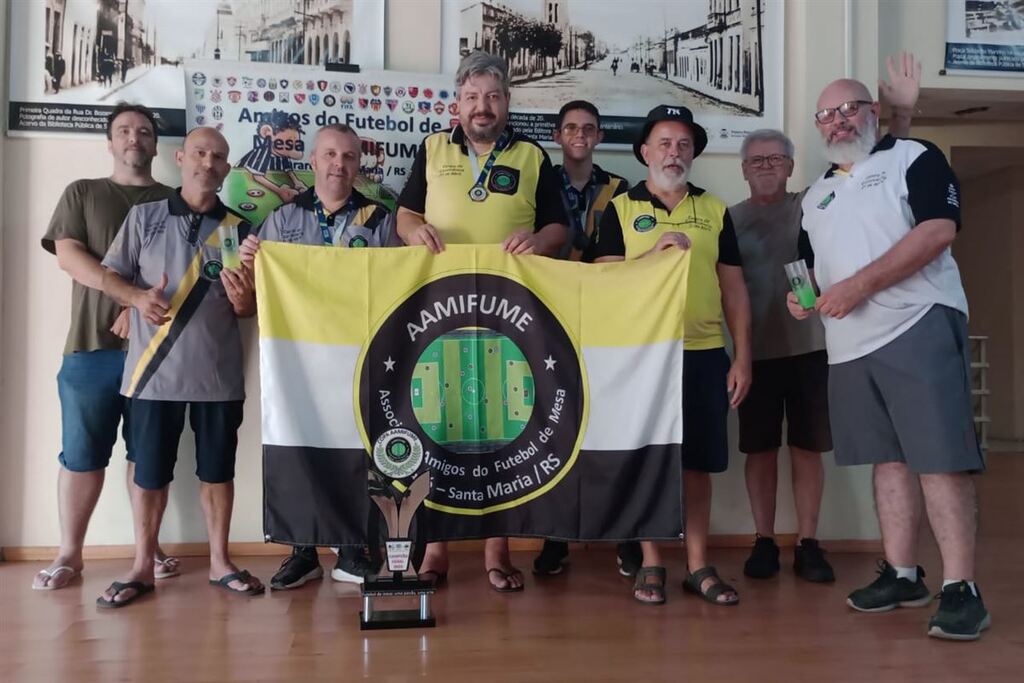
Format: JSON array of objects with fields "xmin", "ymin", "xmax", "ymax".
[{"xmin": 257, "ymin": 244, "xmax": 688, "ymax": 544}]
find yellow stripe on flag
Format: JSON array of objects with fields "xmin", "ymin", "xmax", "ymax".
[{"xmin": 256, "ymin": 243, "xmax": 688, "ymax": 347}]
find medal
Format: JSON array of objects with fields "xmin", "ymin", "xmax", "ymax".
[{"xmin": 469, "ymin": 186, "xmax": 489, "ymax": 202}]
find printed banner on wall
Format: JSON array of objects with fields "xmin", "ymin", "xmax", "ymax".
[
  {"xmin": 6, "ymin": 0, "xmax": 385, "ymax": 137},
  {"xmin": 945, "ymin": 0, "xmax": 1024, "ymax": 74},
  {"xmin": 440, "ymin": 0, "xmax": 784, "ymax": 152},
  {"xmin": 257, "ymin": 243, "xmax": 687, "ymax": 544},
  {"xmin": 183, "ymin": 60, "xmax": 455, "ymax": 226}
]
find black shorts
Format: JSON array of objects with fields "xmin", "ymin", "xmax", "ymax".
[
  {"xmin": 129, "ymin": 399, "xmax": 244, "ymax": 490},
  {"xmin": 682, "ymin": 348, "xmax": 730, "ymax": 473},
  {"xmin": 738, "ymin": 350, "xmax": 832, "ymax": 454}
]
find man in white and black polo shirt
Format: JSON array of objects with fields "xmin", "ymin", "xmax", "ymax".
[{"xmin": 791, "ymin": 78, "xmax": 988, "ymax": 641}]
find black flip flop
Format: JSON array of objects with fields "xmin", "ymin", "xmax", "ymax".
[
  {"xmin": 683, "ymin": 565, "xmax": 739, "ymax": 606},
  {"xmin": 486, "ymin": 567, "xmax": 525, "ymax": 593},
  {"xmin": 96, "ymin": 580, "xmax": 155, "ymax": 609},
  {"xmin": 209, "ymin": 569, "xmax": 265, "ymax": 596}
]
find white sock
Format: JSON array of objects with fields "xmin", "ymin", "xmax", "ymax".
[
  {"xmin": 943, "ymin": 579, "xmax": 978, "ymax": 597},
  {"xmin": 894, "ymin": 565, "xmax": 918, "ymax": 581}
]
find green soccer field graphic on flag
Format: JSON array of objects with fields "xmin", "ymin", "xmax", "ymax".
[{"xmin": 411, "ymin": 327, "xmax": 534, "ymax": 454}]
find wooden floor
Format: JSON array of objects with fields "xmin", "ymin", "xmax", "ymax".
[{"xmin": 3, "ymin": 455, "xmax": 1023, "ymax": 682}]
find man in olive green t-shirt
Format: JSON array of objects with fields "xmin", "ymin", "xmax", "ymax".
[{"xmin": 32, "ymin": 104, "xmax": 177, "ymax": 591}]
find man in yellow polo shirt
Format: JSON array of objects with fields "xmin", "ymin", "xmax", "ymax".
[
  {"xmin": 396, "ymin": 51, "xmax": 568, "ymax": 592},
  {"xmin": 586, "ymin": 105, "xmax": 752, "ymax": 606}
]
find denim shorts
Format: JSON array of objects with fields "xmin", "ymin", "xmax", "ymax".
[{"xmin": 56, "ymin": 350, "xmax": 132, "ymax": 472}]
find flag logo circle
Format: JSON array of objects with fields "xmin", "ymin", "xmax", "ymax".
[{"xmin": 358, "ymin": 273, "xmax": 586, "ymax": 514}]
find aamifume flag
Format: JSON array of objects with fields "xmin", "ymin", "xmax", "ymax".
[{"xmin": 257, "ymin": 244, "xmax": 688, "ymax": 544}]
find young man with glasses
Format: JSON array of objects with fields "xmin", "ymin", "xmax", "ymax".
[
  {"xmin": 531, "ymin": 100, "xmax": 640, "ymax": 578},
  {"xmin": 732, "ymin": 53, "xmax": 921, "ymax": 586}
]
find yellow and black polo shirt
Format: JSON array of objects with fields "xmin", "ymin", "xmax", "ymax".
[
  {"xmin": 554, "ymin": 163, "xmax": 628, "ymax": 261},
  {"xmin": 398, "ymin": 125, "xmax": 567, "ymax": 244},
  {"xmin": 585, "ymin": 182, "xmax": 742, "ymax": 350}
]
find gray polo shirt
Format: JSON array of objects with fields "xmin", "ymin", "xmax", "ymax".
[
  {"xmin": 102, "ymin": 191, "xmax": 251, "ymax": 401},
  {"xmin": 730, "ymin": 190, "xmax": 827, "ymax": 361},
  {"xmin": 258, "ymin": 186, "xmax": 394, "ymax": 247},
  {"xmin": 800, "ymin": 136, "xmax": 967, "ymax": 364}
]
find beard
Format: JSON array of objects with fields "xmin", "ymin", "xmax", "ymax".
[
  {"xmin": 823, "ymin": 115, "xmax": 878, "ymax": 166},
  {"xmin": 649, "ymin": 161, "xmax": 689, "ymax": 193},
  {"xmin": 122, "ymin": 149, "xmax": 153, "ymax": 170},
  {"xmin": 463, "ymin": 113, "xmax": 505, "ymax": 144}
]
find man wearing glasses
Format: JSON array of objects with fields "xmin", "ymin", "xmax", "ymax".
[
  {"xmin": 531, "ymin": 100, "xmax": 639, "ymax": 577},
  {"xmin": 789, "ymin": 70, "xmax": 988, "ymax": 641},
  {"xmin": 732, "ymin": 53, "xmax": 921, "ymax": 587}
]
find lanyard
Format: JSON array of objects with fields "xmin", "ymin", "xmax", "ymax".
[
  {"xmin": 314, "ymin": 193, "xmax": 357, "ymax": 246},
  {"xmin": 466, "ymin": 128, "xmax": 511, "ymax": 195},
  {"xmin": 559, "ymin": 167, "xmax": 598, "ymax": 235}
]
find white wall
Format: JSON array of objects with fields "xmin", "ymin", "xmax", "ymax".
[{"xmin": 7, "ymin": 0, "xmax": 1011, "ymax": 549}]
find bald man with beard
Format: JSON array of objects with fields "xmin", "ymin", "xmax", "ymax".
[{"xmin": 791, "ymin": 79, "xmax": 989, "ymax": 640}]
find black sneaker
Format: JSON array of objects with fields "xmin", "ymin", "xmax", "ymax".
[
  {"xmin": 331, "ymin": 546, "xmax": 378, "ymax": 584},
  {"xmin": 743, "ymin": 535, "xmax": 780, "ymax": 579},
  {"xmin": 793, "ymin": 538, "xmax": 835, "ymax": 583},
  {"xmin": 532, "ymin": 540, "xmax": 569, "ymax": 575},
  {"xmin": 846, "ymin": 560, "xmax": 932, "ymax": 612},
  {"xmin": 270, "ymin": 546, "xmax": 323, "ymax": 590},
  {"xmin": 927, "ymin": 582, "xmax": 991, "ymax": 641},
  {"xmin": 616, "ymin": 541, "xmax": 643, "ymax": 578}
]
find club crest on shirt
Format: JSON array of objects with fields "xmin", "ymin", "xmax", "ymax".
[
  {"xmin": 816, "ymin": 191, "xmax": 835, "ymax": 210},
  {"xmin": 633, "ymin": 214, "xmax": 657, "ymax": 232}
]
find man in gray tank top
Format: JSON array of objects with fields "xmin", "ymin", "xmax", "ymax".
[{"xmin": 730, "ymin": 52, "xmax": 919, "ymax": 586}]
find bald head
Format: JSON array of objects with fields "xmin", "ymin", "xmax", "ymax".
[
  {"xmin": 183, "ymin": 125, "xmax": 230, "ymax": 154},
  {"xmin": 817, "ymin": 79, "xmax": 873, "ymax": 111},
  {"xmin": 176, "ymin": 126, "xmax": 231, "ymax": 194}
]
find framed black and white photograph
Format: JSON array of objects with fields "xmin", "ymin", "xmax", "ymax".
[
  {"xmin": 7, "ymin": 0, "xmax": 386, "ymax": 136},
  {"xmin": 945, "ymin": 0, "xmax": 1024, "ymax": 74},
  {"xmin": 441, "ymin": 0, "xmax": 784, "ymax": 152}
]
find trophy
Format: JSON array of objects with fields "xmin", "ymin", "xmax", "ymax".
[{"xmin": 360, "ymin": 428, "xmax": 436, "ymax": 630}]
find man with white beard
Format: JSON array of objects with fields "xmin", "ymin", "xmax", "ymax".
[
  {"xmin": 790, "ymin": 79, "xmax": 989, "ymax": 640},
  {"xmin": 586, "ymin": 105, "xmax": 752, "ymax": 606}
]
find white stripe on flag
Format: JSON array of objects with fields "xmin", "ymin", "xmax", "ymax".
[
  {"xmin": 261, "ymin": 338, "xmax": 363, "ymax": 449},
  {"xmin": 581, "ymin": 341, "xmax": 683, "ymax": 451},
  {"xmin": 261, "ymin": 338, "xmax": 682, "ymax": 452}
]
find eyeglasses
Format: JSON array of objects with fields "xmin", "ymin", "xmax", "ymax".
[
  {"xmin": 561, "ymin": 123, "xmax": 598, "ymax": 137},
  {"xmin": 744, "ymin": 154, "xmax": 790, "ymax": 168},
  {"xmin": 814, "ymin": 100, "xmax": 872, "ymax": 124}
]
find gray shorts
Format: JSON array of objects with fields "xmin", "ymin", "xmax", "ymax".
[{"xmin": 828, "ymin": 305, "xmax": 984, "ymax": 474}]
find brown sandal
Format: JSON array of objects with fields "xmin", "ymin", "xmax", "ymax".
[
  {"xmin": 683, "ymin": 565, "xmax": 739, "ymax": 606},
  {"xmin": 633, "ymin": 566, "xmax": 666, "ymax": 605}
]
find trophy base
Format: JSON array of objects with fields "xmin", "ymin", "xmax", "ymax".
[
  {"xmin": 359, "ymin": 608, "xmax": 436, "ymax": 630},
  {"xmin": 359, "ymin": 577, "xmax": 437, "ymax": 630}
]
